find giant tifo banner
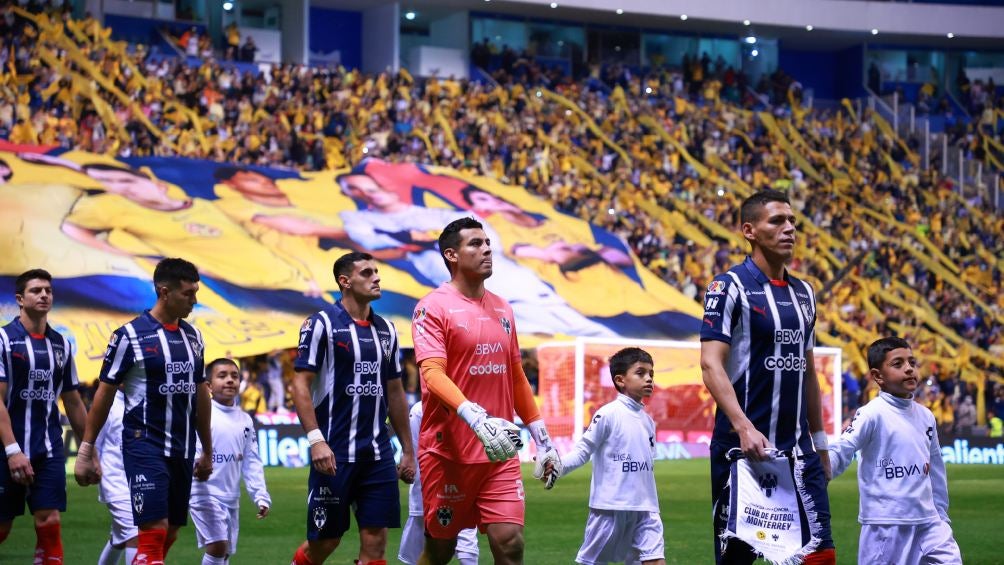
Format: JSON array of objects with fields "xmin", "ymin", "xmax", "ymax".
[
  {"xmin": 536, "ymin": 338, "xmax": 843, "ymax": 459},
  {"xmin": 0, "ymin": 147, "xmax": 702, "ymax": 379}
]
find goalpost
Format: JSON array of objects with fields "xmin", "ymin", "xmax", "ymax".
[{"xmin": 535, "ymin": 337, "xmax": 842, "ymax": 448}]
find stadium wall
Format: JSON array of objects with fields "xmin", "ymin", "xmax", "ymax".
[
  {"xmin": 506, "ymin": 0, "xmax": 1004, "ymax": 39},
  {"xmin": 309, "ymin": 7, "xmax": 362, "ymax": 69}
]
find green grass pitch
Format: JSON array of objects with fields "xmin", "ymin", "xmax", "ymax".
[{"xmin": 2, "ymin": 460, "xmax": 1001, "ymax": 563}]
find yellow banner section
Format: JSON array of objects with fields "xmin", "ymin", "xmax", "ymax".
[{"xmin": 0, "ymin": 151, "xmax": 701, "ymax": 380}]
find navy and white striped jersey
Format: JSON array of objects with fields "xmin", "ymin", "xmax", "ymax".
[
  {"xmin": 0, "ymin": 318, "xmax": 79, "ymax": 459},
  {"xmin": 700, "ymin": 257, "xmax": 817, "ymax": 453},
  {"xmin": 295, "ymin": 301, "xmax": 401, "ymax": 463},
  {"xmin": 98, "ymin": 311, "xmax": 205, "ymax": 459}
]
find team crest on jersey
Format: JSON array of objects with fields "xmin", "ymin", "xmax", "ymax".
[
  {"xmin": 707, "ymin": 280, "xmax": 727, "ymax": 295},
  {"xmin": 190, "ymin": 339, "xmax": 203, "ymax": 359},
  {"xmin": 53, "ymin": 349, "xmax": 65, "ymax": 370},
  {"xmin": 436, "ymin": 506, "xmax": 453, "ymax": 527},
  {"xmin": 499, "ymin": 317, "xmax": 511, "ymax": 335},
  {"xmin": 313, "ymin": 506, "xmax": 327, "ymax": 529},
  {"xmin": 132, "ymin": 493, "xmax": 144, "ymax": 514},
  {"xmin": 380, "ymin": 337, "xmax": 391, "ymax": 357},
  {"xmin": 301, "ymin": 318, "xmax": 312, "ymax": 332},
  {"xmin": 414, "ymin": 307, "xmax": 426, "ymax": 321}
]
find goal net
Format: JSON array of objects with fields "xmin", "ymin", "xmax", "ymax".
[{"xmin": 536, "ymin": 337, "xmax": 842, "ymax": 452}]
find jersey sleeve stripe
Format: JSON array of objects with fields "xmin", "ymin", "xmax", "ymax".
[
  {"xmin": 316, "ymin": 311, "xmax": 336, "ymax": 443},
  {"xmin": 306, "ymin": 318, "xmax": 324, "ymax": 367},
  {"xmin": 66, "ymin": 335, "xmax": 80, "ymax": 388},
  {"xmin": 389, "ymin": 322, "xmax": 401, "ymax": 374},
  {"xmin": 0, "ymin": 329, "xmax": 11, "ymax": 382},
  {"xmin": 103, "ymin": 330, "xmax": 133, "ymax": 383}
]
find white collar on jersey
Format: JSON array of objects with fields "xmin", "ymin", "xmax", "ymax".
[
  {"xmin": 879, "ymin": 390, "xmax": 915, "ymax": 410},
  {"xmin": 616, "ymin": 393, "xmax": 645, "ymax": 412}
]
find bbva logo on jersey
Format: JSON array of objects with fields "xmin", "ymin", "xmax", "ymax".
[
  {"xmin": 353, "ymin": 361, "xmax": 380, "ymax": 374},
  {"xmin": 166, "ymin": 361, "xmax": 194, "ymax": 374}
]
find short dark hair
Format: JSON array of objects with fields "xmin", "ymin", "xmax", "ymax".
[
  {"xmin": 608, "ymin": 347, "xmax": 654, "ymax": 391},
  {"xmin": 16, "ymin": 269, "xmax": 52, "ymax": 295},
  {"xmin": 206, "ymin": 357, "xmax": 239, "ymax": 378},
  {"xmin": 333, "ymin": 251, "xmax": 374, "ymax": 282},
  {"xmin": 867, "ymin": 336, "xmax": 912, "ymax": 371},
  {"xmin": 740, "ymin": 189, "xmax": 790, "ymax": 225},
  {"xmin": 438, "ymin": 217, "xmax": 484, "ymax": 273},
  {"xmin": 82, "ymin": 163, "xmax": 149, "ymax": 179},
  {"xmin": 153, "ymin": 258, "xmax": 200, "ymax": 291}
]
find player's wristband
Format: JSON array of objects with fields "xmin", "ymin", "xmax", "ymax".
[
  {"xmin": 77, "ymin": 441, "xmax": 94, "ymax": 459},
  {"xmin": 306, "ymin": 429, "xmax": 325, "ymax": 446},
  {"xmin": 5, "ymin": 443, "xmax": 22, "ymax": 457},
  {"xmin": 811, "ymin": 431, "xmax": 829, "ymax": 450},
  {"xmin": 527, "ymin": 419, "xmax": 553, "ymax": 450},
  {"xmin": 457, "ymin": 401, "xmax": 487, "ymax": 429}
]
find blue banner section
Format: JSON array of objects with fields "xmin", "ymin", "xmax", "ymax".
[{"xmin": 308, "ymin": 7, "xmax": 362, "ymax": 70}]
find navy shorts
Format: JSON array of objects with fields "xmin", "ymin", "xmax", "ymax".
[
  {"xmin": 710, "ymin": 442, "xmax": 833, "ymax": 564},
  {"xmin": 0, "ymin": 455, "xmax": 66, "ymax": 521},
  {"xmin": 307, "ymin": 458, "xmax": 400, "ymax": 540},
  {"xmin": 123, "ymin": 437, "xmax": 194, "ymax": 527}
]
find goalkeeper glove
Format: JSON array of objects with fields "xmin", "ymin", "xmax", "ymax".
[
  {"xmin": 528, "ymin": 420, "xmax": 563, "ymax": 489},
  {"xmin": 458, "ymin": 401, "xmax": 520, "ymax": 462}
]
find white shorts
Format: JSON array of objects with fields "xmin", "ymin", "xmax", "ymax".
[
  {"xmin": 190, "ymin": 497, "xmax": 240, "ymax": 555},
  {"xmin": 860, "ymin": 521, "xmax": 962, "ymax": 565},
  {"xmin": 576, "ymin": 509, "xmax": 665, "ymax": 565},
  {"xmin": 105, "ymin": 499, "xmax": 138, "ymax": 546},
  {"xmin": 398, "ymin": 514, "xmax": 479, "ymax": 565}
]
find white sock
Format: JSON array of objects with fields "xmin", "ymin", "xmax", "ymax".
[
  {"xmin": 125, "ymin": 547, "xmax": 138, "ymax": 564},
  {"xmin": 97, "ymin": 541, "xmax": 123, "ymax": 565},
  {"xmin": 201, "ymin": 553, "xmax": 227, "ymax": 565},
  {"xmin": 459, "ymin": 557, "xmax": 479, "ymax": 565}
]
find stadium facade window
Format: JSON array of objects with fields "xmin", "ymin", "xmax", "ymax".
[
  {"xmin": 741, "ymin": 37, "xmax": 778, "ymax": 80},
  {"xmin": 642, "ymin": 33, "xmax": 699, "ymax": 68},
  {"xmin": 587, "ymin": 28, "xmax": 641, "ymax": 66},
  {"xmin": 472, "ymin": 17, "xmax": 530, "ymax": 53}
]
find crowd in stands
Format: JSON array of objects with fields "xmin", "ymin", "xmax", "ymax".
[{"xmin": 3, "ymin": 2, "xmax": 1003, "ymax": 431}]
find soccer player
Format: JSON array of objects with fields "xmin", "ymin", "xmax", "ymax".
[
  {"xmin": 0, "ymin": 269, "xmax": 87, "ymax": 563},
  {"xmin": 397, "ymin": 401, "xmax": 479, "ymax": 565},
  {"xmin": 190, "ymin": 358, "xmax": 271, "ymax": 565},
  {"xmin": 74, "ymin": 257, "xmax": 214, "ymax": 565},
  {"xmin": 700, "ymin": 190, "xmax": 835, "ymax": 564},
  {"xmin": 829, "ymin": 337, "xmax": 962, "ymax": 564},
  {"xmin": 411, "ymin": 217, "xmax": 561, "ymax": 565},
  {"xmin": 558, "ymin": 347, "xmax": 665, "ymax": 565},
  {"xmin": 94, "ymin": 390, "xmax": 138, "ymax": 565},
  {"xmin": 289, "ymin": 251, "xmax": 416, "ymax": 565}
]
